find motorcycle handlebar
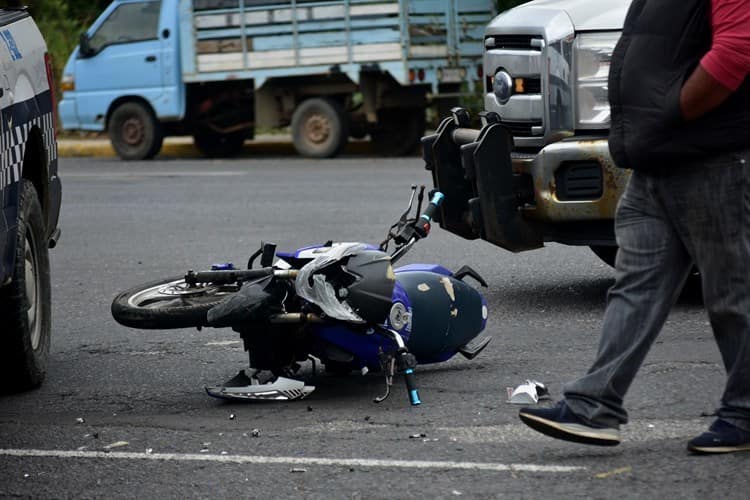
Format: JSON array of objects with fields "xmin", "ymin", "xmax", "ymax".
[{"xmin": 415, "ymin": 192, "xmax": 444, "ymax": 238}]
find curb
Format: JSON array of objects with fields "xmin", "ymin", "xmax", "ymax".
[{"xmin": 57, "ymin": 138, "xmax": 375, "ymax": 158}]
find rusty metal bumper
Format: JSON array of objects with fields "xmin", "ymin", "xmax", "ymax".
[{"xmin": 422, "ymin": 110, "xmax": 628, "ymax": 252}]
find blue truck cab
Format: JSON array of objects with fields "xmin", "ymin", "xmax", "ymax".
[{"xmin": 58, "ymin": 0, "xmax": 495, "ymax": 159}]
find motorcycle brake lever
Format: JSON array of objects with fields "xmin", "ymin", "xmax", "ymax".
[{"xmin": 373, "ymin": 357, "xmax": 395, "ymax": 404}]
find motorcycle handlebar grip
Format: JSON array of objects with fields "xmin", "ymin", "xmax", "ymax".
[
  {"xmin": 415, "ymin": 192, "xmax": 444, "ymax": 238},
  {"xmin": 404, "ymin": 368, "xmax": 421, "ymax": 406},
  {"xmin": 420, "ymin": 192, "xmax": 444, "ymax": 223},
  {"xmin": 190, "ymin": 267, "xmax": 274, "ymax": 284}
]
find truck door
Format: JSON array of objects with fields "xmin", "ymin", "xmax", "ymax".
[{"xmin": 74, "ymin": 0, "xmax": 163, "ymax": 128}]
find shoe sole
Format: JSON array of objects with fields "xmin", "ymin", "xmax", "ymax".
[
  {"xmin": 688, "ymin": 443, "xmax": 750, "ymax": 454},
  {"xmin": 520, "ymin": 412, "xmax": 621, "ymax": 446}
]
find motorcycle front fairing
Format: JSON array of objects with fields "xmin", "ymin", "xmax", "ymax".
[
  {"xmin": 308, "ymin": 263, "xmax": 489, "ymax": 369},
  {"xmin": 393, "ymin": 266, "xmax": 488, "ymax": 364}
]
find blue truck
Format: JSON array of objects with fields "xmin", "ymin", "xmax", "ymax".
[{"xmin": 58, "ymin": 0, "xmax": 495, "ymax": 160}]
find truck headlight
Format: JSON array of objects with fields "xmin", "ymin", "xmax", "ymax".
[
  {"xmin": 574, "ymin": 32, "xmax": 620, "ymax": 129},
  {"xmin": 60, "ymin": 74, "xmax": 75, "ymax": 92}
]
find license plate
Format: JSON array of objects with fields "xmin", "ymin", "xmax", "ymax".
[{"xmin": 439, "ymin": 68, "xmax": 464, "ymax": 83}]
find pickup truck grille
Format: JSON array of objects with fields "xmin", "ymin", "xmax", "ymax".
[
  {"xmin": 485, "ymin": 35, "xmax": 543, "ymax": 51},
  {"xmin": 501, "ymin": 120, "xmax": 542, "ymax": 137},
  {"xmin": 554, "ymin": 161, "xmax": 603, "ymax": 201}
]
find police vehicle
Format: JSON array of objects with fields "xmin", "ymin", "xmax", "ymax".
[{"xmin": 0, "ymin": 6, "xmax": 61, "ymax": 392}]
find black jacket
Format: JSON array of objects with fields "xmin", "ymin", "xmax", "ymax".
[{"xmin": 608, "ymin": 0, "xmax": 750, "ymax": 170}]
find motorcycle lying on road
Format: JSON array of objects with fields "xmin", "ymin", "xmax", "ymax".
[{"xmin": 111, "ymin": 187, "xmax": 491, "ymax": 406}]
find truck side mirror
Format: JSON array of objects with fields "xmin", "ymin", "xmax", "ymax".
[{"xmin": 79, "ymin": 33, "xmax": 94, "ymax": 58}]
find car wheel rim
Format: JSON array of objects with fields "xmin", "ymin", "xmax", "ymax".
[
  {"xmin": 127, "ymin": 280, "xmax": 239, "ymax": 309},
  {"xmin": 122, "ymin": 117, "xmax": 145, "ymax": 146},
  {"xmin": 24, "ymin": 229, "xmax": 41, "ymax": 350},
  {"xmin": 304, "ymin": 113, "xmax": 331, "ymax": 145}
]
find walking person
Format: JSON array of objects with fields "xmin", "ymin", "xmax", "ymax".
[{"xmin": 519, "ymin": 0, "xmax": 750, "ymax": 453}]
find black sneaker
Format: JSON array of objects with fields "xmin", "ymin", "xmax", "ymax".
[
  {"xmin": 519, "ymin": 401, "xmax": 621, "ymax": 446},
  {"xmin": 687, "ymin": 419, "xmax": 750, "ymax": 454}
]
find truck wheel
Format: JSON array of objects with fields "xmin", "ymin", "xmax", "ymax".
[
  {"xmin": 108, "ymin": 101, "xmax": 164, "ymax": 161},
  {"xmin": 0, "ymin": 181, "xmax": 51, "ymax": 393},
  {"xmin": 193, "ymin": 129, "xmax": 247, "ymax": 158},
  {"xmin": 291, "ymin": 98, "xmax": 348, "ymax": 158},
  {"xmin": 371, "ymin": 107, "xmax": 425, "ymax": 156},
  {"xmin": 589, "ymin": 245, "xmax": 617, "ymax": 267}
]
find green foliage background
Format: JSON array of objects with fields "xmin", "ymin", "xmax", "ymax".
[{"xmin": 19, "ymin": 0, "xmax": 528, "ymax": 97}]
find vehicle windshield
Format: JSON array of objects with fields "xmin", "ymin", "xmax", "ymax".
[{"xmin": 89, "ymin": 1, "xmax": 160, "ymax": 54}]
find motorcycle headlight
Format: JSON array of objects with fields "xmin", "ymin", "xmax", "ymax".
[{"xmin": 574, "ymin": 32, "xmax": 620, "ymax": 129}]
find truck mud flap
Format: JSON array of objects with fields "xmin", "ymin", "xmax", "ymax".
[{"xmin": 422, "ymin": 110, "xmax": 543, "ymax": 252}]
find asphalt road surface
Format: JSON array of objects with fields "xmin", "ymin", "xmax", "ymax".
[{"xmin": 1, "ymin": 156, "xmax": 747, "ymax": 498}]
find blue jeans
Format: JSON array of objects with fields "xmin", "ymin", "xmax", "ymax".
[{"xmin": 564, "ymin": 150, "xmax": 750, "ymax": 432}]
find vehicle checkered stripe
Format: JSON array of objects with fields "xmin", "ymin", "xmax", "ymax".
[{"xmin": 0, "ymin": 111, "xmax": 57, "ymax": 191}]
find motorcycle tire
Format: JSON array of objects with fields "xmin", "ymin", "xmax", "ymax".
[{"xmin": 111, "ymin": 276, "xmax": 240, "ymax": 330}]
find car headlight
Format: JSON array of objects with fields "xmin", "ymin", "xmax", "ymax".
[{"xmin": 574, "ymin": 32, "xmax": 620, "ymax": 129}]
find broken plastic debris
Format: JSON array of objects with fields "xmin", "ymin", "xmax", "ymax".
[
  {"xmin": 251, "ymin": 429, "xmax": 260, "ymax": 438},
  {"xmin": 290, "ymin": 468, "xmax": 307, "ymax": 473},
  {"xmin": 75, "ymin": 417, "xmax": 85, "ymax": 424},
  {"xmin": 506, "ymin": 380, "xmax": 550, "ymax": 404}
]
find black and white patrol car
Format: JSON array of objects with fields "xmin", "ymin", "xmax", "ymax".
[{"xmin": 0, "ymin": 7, "xmax": 61, "ymax": 392}]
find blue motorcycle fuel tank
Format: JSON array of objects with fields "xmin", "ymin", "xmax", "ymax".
[{"xmin": 392, "ymin": 265, "xmax": 488, "ymax": 364}]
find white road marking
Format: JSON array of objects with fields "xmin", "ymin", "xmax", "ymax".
[
  {"xmin": 63, "ymin": 171, "xmax": 247, "ymax": 178},
  {"xmin": 0, "ymin": 449, "xmax": 584, "ymax": 474},
  {"xmin": 204, "ymin": 340, "xmax": 241, "ymax": 346}
]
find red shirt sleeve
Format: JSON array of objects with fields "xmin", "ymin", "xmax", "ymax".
[{"xmin": 700, "ymin": 0, "xmax": 750, "ymax": 91}]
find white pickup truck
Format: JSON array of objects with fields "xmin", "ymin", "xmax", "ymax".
[
  {"xmin": 424, "ymin": 0, "xmax": 630, "ymax": 266},
  {"xmin": 0, "ymin": 7, "xmax": 61, "ymax": 392}
]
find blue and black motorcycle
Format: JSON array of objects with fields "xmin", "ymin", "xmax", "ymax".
[{"xmin": 111, "ymin": 187, "xmax": 491, "ymax": 406}]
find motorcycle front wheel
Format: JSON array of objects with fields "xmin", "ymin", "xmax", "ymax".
[{"xmin": 111, "ymin": 276, "xmax": 240, "ymax": 330}]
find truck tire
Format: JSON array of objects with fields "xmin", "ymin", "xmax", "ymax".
[
  {"xmin": 371, "ymin": 107, "xmax": 425, "ymax": 156},
  {"xmin": 193, "ymin": 129, "xmax": 247, "ymax": 158},
  {"xmin": 108, "ymin": 101, "xmax": 164, "ymax": 161},
  {"xmin": 0, "ymin": 181, "xmax": 51, "ymax": 393},
  {"xmin": 291, "ymin": 98, "xmax": 348, "ymax": 158}
]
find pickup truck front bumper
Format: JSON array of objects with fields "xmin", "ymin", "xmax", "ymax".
[{"xmin": 422, "ymin": 110, "xmax": 629, "ymax": 252}]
